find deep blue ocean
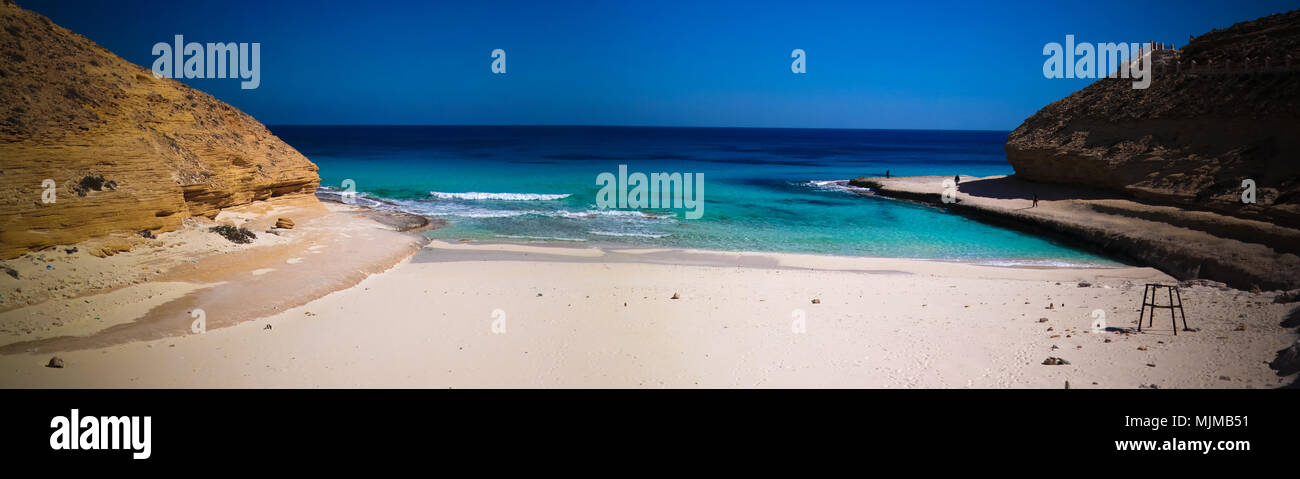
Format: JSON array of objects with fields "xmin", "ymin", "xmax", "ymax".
[{"xmin": 271, "ymin": 126, "xmax": 1115, "ymax": 266}]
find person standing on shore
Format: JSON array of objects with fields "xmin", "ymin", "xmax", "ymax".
[
  {"xmin": 953, "ymin": 175, "xmax": 960, "ymax": 187},
  {"xmin": 1032, "ymin": 192, "xmax": 1038, "ymax": 208},
  {"xmin": 885, "ymin": 170, "xmax": 890, "ymax": 178}
]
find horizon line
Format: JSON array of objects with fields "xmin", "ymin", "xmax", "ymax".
[{"xmin": 264, "ymin": 124, "xmax": 1014, "ymax": 133}]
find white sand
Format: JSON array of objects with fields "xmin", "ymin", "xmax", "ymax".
[{"xmin": 1, "ymin": 238, "xmax": 1294, "ymax": 388}]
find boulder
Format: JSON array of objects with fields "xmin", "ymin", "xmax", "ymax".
[{"xmin": 1270, "ymin": 342, "xmax": 1300, "ymax": 376}]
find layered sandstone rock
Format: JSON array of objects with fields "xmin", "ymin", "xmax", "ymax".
[
  {"xmin": 1005, "ymin": 10, "xmax": 1300, "ymax": 228},
  {"xmin": 849, "ymin": 175, "xmax": 1300, "ymax": 290},
  {"xmin": 0, "ymin": 1, "xmax": 319, "ymax": 259}
]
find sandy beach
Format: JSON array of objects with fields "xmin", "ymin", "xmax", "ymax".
[
  {"xmin": 0, "ymin": 196, "xmax": 430, "ymax": 350},
  {"xmin": 1, "ymin": 2, "xmax": 1296, "ymax": 390},
  {"xmin": 1, "ymin": 223, "xmax": 1294, "ymax": 388},
  {"xmin": 9, "ymin": 1, "xmax": 1300, "ymax": 467}
]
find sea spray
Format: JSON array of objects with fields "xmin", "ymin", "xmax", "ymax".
[
  {"xmin": 595, "ymin": 165, "xmax": 704, "ymax": 219},
  {"xmin": 430, "ymin": 191, "xmax": 571, "ymax": 201}
]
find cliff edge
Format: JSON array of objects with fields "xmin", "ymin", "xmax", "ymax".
[
  {"xmin": 0, "ymin": 1, "xmax": 320, "ymax": 259},
  {"xmin": 1005, "ymin": 10, "xmax": 1300, "ymax": 228}
]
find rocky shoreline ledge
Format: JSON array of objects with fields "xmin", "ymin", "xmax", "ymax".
[
  {"xmin": 313, "ymin": 190, "xmax": 445, "ymax": 233},
  {"xmin": 848, "ymin": 175, "xmax": 1300, "ymax": 292},
  {"xmin": 897, "ymin": 10, "xmax": 1300, "ymax": 294}
]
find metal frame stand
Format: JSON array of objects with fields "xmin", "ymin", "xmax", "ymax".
[{"xmin": 1138, "ymin": 283, "xmax": 1190, "ymax": 334}]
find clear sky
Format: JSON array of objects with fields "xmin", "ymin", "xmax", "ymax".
[{"xmin": 22, "ymin": 0, "xmax": 1299, "ymax": 130}]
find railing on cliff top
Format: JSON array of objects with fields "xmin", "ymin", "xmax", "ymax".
[
  {"xmin": 1172, "ymin": 55, "xmax": 1300, "ymax": 75},
  {"xmin": 1125, "ymin": 41, "xmax": 1300, "ymax": 77},
  {"xmin": 1107, "ymin": 41, "xmax": 1300, "ymax": 78}
]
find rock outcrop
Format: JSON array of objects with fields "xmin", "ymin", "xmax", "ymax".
[
  {"xmin": 0, "ymin": 1, "xmax": 319, "ymax": 259},
  {"xmin": 849, "ymin": 175, "xmax": 1300, "ymax": 290},
  {"xmin": 1005, "ymin": 10, "xmax": 1300, "ymax": 229}
]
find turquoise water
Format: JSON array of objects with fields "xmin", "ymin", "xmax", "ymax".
[{"xmin": 272, "ymin": 126, "xmax": 1117, "ymax": 267}]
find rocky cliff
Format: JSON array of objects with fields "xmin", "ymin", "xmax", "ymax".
[
  {"xmin": 0, "ymin": 1, "xmax": 319, "ymax": 259},
  {"xmin": 1005, "ymin": 10, "xmax": 1300, "ymax": 229}
]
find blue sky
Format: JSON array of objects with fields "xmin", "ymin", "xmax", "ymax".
[{"xmin": 23, "ymin": 0, "xmax": 1298, "ymax": 130}]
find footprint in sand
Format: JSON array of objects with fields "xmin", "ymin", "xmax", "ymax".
[
  {"xmin": 287, "ymin": 258, "xmax": 303, "ymax": 264},
  {"xmin": 252, "ymin": 268, "xmax": 275, "ymax": 276}
]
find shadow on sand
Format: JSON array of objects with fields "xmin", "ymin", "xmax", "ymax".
[{"xmin": 1271, "ymin": 306, "xmax": 1300, "ymax": 388}]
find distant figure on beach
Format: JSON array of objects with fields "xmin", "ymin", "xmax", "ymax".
[
  {"xmin": 953, "ymin": 175, "xmax": 960, "ymax": 186},
  {"xmin": 885, "ymin": 170, "xmax": 890, "ymax": 178},
  {"xmin": 1032, "ymin": 192, "xmax": 1038, "ymax": 208}
]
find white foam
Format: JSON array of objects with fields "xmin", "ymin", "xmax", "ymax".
[
  {"xmin": 588, "ymin": 230, "xmax": 670, "ymax": 239},
  {"xmin": 384, "ymin": 199, "xmax": 670, "ymax": 221},
  {"xmin": 494, "ymin": 234, "xmax": 588, "ymax": 242},
  {"xmin": 431, "ymin": 191, "xmax": 571, "ymax": 201},
  {"xmin": 315, "ymin": 187, "xmax": 389, "ymax": 208},
  {"xmin": 554, "ymin": 209, "xmax": 667, "ymax": 220},
  {"xmin": 953, "ymin": 259, "xmax": 1114, "ymax": 268},
  {"xmin": 805, "ymin": 179, "xmax": 871, "ymax": 194}
]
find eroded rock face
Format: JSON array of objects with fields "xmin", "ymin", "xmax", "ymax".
[
  {"xmin": 1005, "ymin": 10, "xmax": 1300, "ymax": 228},
  {"xmin": 0, "ymin": 1, "xmax": 319, "ymax": 259}
]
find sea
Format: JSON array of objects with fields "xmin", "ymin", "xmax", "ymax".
[{"xmin": 271, "ymin": 125, "xmax": 1117, "ymax": 267}]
